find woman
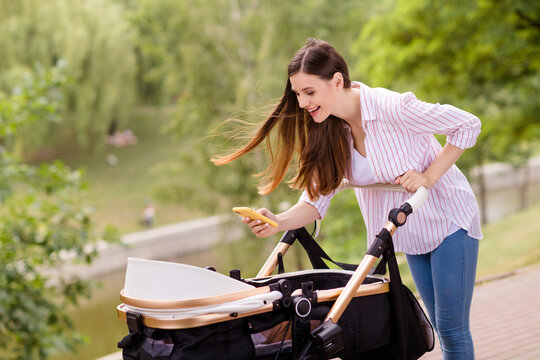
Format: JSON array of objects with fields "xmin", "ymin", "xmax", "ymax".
[{"xmin": 213, "ymin": 38, "xmax": 481, "ymax": 359}]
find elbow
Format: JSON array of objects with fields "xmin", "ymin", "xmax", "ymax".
[{"xmin": 447, "ymin": 118, "xmax": 481, "ymax": 150}]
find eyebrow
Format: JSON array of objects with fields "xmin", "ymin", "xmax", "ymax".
[{"xmin": 291, "ymin": 86, "xmax": 315, "ymax": 93}]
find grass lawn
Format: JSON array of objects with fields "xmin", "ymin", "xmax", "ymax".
[
  {"xmin": 53, "ymin": 107, "xmax": 208, "ymax": 235},
  {"xmin": 476, "ymin": 200, "xmax": 540, "ymax": 279}
]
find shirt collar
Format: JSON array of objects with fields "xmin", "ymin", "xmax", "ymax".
[{"xmin": 355, "ymin": 81, "xmax": 376, "ymax": 122}]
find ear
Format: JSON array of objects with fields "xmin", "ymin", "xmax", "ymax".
[{"xmin": 332, "ymin": 72, "xmax": 344, "ymax": 90}]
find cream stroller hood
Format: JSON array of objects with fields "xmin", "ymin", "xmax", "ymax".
[
  {"xmin": 124, "ymin": 257, "xmax": 255, "ymax": 301},
  {"xmin": 122, "ymin": 257, "xmax": 282, "ymax": 319}
]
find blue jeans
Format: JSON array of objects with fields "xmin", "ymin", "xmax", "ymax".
[{"xmin": 406, "ymin": 229, "xmax": 479, "ymax": 360}]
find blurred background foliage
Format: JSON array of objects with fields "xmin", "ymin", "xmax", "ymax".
[
  {"xmin": 0, "ymin": 62, "xmax": 119, "ymax": 359},
  {"xmin": 1, "ymin": 0, "xmax": 539, "ymax": 358},
  {"xmin": 1, "ymin": 0, "xmax": 538, "ymax": 216},
  {"xmin": 0, "ymin": 0, "xmax": 136, "ymax": 153}
]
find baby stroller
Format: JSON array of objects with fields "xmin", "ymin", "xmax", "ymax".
[{"xmin": 117, "ymin": 187, "xmax": 435, "ymax": 359}]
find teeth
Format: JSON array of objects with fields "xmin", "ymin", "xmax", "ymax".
[{"xmin": 307, "ymin": 106, "xmax": 319, "ymax": 113}]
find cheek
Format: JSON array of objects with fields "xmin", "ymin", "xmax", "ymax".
[
  {"xmin": 324, "ymin": 87, "xmax": 336, "ymax": 101},
  {"xmin": 320, "ymin": 95, "xmax": 335, "ymax": 113}
]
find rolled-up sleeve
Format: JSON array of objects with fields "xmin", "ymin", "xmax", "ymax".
[
  {"xmin": 298, "ymin": 189, "xmax": 336, "ymax": 219},
  {"xmin": 399, "ymin": 92, "xmax": 481, "ymax": 149}
]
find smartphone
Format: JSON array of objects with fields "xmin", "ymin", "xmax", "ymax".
[{"xmin": 232, "ymin": 207, "xmax": 278, "ymax": 228}]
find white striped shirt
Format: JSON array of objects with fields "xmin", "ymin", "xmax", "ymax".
[{"xmin": 299, "ymin": 82, "xmax": 482, "ymax": 255}]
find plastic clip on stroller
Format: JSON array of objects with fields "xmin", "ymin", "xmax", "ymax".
[{"xmin": 116, "ymin": 186, "xmax": 433, "ymax": 360}]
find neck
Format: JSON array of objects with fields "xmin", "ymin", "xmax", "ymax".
[{"xmin": 332, "ymin": 87, "xmax": 362, "ymax": 129}]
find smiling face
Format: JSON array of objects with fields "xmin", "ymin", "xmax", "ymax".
[{"xmin": 290, "ymin": 72, "xmax": 339, "ymax": 123}]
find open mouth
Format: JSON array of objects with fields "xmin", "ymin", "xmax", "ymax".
[{"xmin": 307, "ymin": 106, "xmax": 320, "ymax": 115}]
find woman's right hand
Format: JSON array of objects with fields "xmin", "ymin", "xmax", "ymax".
[{"xmin": 241, "ymin": 208, "xmax": 280, "ymax": 238}]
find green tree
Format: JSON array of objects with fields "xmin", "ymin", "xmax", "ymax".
[
  {"xmin": 0, "ymin": 64, "xmax": 117, "ymax": 359},
  {"xmin": 123, "ymin": 0, "xmax": 192, "ymax": 104},
  {"xmin": 0, "ymin": 0, "xmax": 136, "ymax": 152}
]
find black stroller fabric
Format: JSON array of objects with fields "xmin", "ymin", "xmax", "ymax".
[
  {"xmin": 378, "ymin": 234, "xmax": 435, "ymax": 360},
  {"xmin": 246, "ymin": 271, "xmax": 392, "ymax": 359},
  {"xmin": 119, "ymin": 318, "xmax": 255, "ymax": 360},
  {"xmin": 118, "ymin": 227, "xmax": 434, "ymax": 359}
]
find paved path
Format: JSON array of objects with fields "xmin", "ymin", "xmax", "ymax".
[
  {"xmin": 98, "ymin": 265, "xmax": 540, "ymax": 360},
  {"xmin": 420, "ymin": 264, "xmax": 540, "ymax": 360}
]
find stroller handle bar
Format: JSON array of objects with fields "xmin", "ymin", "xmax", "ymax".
[
  {"xmin": 324, "ymin": 186, "xmax": 428, "ymax": 324},
  {"xmin": 406, "ymin": 186, "xmax": 428, "ymax": 212}
]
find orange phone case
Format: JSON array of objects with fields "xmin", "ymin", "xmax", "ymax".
[{"xmin": 232, "ymin": 207, "xmax": 278, "ymax": 227}]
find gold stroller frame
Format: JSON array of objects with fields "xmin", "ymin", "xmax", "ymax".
[{"xmin": 117, "ymin": 274, "xmax": 390, "ymax": 330}]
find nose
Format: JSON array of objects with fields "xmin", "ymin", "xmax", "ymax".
[{"xmin": 297, "ymin": 94, "xmax": 308, "ymax": 109}]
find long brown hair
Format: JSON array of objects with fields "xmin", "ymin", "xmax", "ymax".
[{"xmin": 212, "ymin": 38, "xmax": 352, "ymax": 200}]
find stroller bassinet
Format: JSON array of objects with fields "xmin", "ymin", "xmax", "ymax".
[{"xmin": 117, "ymin": 188, "xmax": 435, "ymax": 359}]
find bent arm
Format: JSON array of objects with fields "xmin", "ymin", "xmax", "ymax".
[
  {"xmin": 396, "ymin": 143, "xmax": 466, "ymax": 192},
  {"xmin": 424, "ymin": 143, "xmax": 465, "ymax": 185},
  {"xmin": 399, "ymin": 91, "xmax": 481, "ymax": 149},
  {"xmin": 395, "ymin": 91, "xmax": 480, "ymax": 192},
  {"xmin": 246, "ymin": 185, "xmax": 338, "ymax": 237},
  {"xmin": 276, "ymin": 201, "xmax": 320, "ymax": 232},
  {"xmin": 244, "ymin": 201, "xmax": 319, "ymax": 238}
]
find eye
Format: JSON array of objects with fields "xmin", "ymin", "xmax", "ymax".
[{"xmin": 306, "ymin": 91, "xmax": 314, "ymax": 95}]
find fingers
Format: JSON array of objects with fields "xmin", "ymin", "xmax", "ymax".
[
  {"xmin": 257, "ymin": 208, "xmax": 273, "ymax": 217},
  {"xmin": 253, "ymin": 221, "xmax": 277, "ymax": 237},
  {"xmin": 398, "ymin": 174, "xmax": 417, "ymax": 193},
  {"xmin": 395, "ymin": 170, "xmax": 427, "ymax": 193},
  {"xmin": 245, "ymin": 219, "xmax": 276, "ymax": 237},
  {"xmin": 241, "ymin": 207, "xmax": 278, "ymax": 238}
]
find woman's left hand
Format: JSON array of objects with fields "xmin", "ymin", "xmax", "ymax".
[{"xmin": 394, "ymin": 170, "xmax": 434, "ymax": 193}]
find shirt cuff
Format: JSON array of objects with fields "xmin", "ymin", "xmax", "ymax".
[
  {"xmin": 446, "ymin": 117, "xmax": 481, "ymax": 149},
  {"xmin": 298, "ymin": 190, "xmax": 332, "ymax": 219}
]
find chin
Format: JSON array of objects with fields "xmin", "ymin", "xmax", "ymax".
[{"xmin": 313, "ymin": 116, "xmax": 329, "ymax": 124}]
